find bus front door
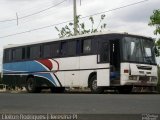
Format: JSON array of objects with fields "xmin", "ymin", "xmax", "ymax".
[
  {"xmin": 97, "ymin": 41, "xmax": 110, "ymax": 86},
  {"xmin": 110, "ymin": 40, "xmax": 120, "ymax": 85}
]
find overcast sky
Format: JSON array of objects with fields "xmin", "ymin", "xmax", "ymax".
[{"xmin": 0, "ymin": 0, "xmax": 160, "ymax": 69}]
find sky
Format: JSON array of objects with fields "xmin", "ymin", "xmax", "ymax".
[{"xmin": 0, "ymin": 0, "xmax": 160, "ymax": 70}]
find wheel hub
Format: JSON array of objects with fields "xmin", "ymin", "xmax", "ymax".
[{"xmin": 92, "ymin": 80, "xmax": 98, "ymax": 90}]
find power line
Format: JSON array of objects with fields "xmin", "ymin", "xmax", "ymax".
[
  {"xmin": 20, "ymin": 0, "xmax": 66, "ymax": 19},
  {"xmin": 0, "ymin": 0, "xmax": 149, "ymax": 39},
  {"xmin": 81, "ymin": 0, "xmax": 149, "ymax": 19},
  {"xmin": 0, "ymin": 0, "xmax": 66, "ymax": 23},
  {"xmin": 0, "ymin": 18, "xmax": 16, "ymax": 23},
  {"xmin": 0, "ymin": 20, "xmax": 72, "ymax": 39}
]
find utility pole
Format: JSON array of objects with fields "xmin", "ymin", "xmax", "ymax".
[
  {"xmin": 16, "ymin": 12, "xmax": 18, "ymax": 26},
  {"xmin": 73, "ymin": 0, "xmax": 77, "ymax": 36}
]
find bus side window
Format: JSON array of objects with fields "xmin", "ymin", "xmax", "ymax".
[
  {"xmin": 51, "ymin": 43, "xmax": 60, "ymax": 58},
  {"xmin": 81, "ymin": 39, "xmax": 91, "ymax": 54},
  {"xmin": 12, "ymin": 48, "xmax": 22, "ymax": 61},
  {"xmin": 67, "ymin": 41, "xmax": 76, "ymax": 56},
  {"xmin": 60, "ymin": 42, "xmax": 67, "ymax": 56},
  {"xmin": 76, "ymin": 40, "xmax": 80, "ymax": 55},
  {"xmin": 43, "ymin": 44, "xmax": 51, "ymax": 58},
  {"xmin": 30, "ymin": 45, "xmax": 41, "ymax": 59},
  {"xmin": 4, "ymin": 50, "xmax": 8, "ymax": 62},
  {"xmin": 26, "ymin": 47, "xmax": 30, "ymax": 59},
  {"xmin": 22, "ymin": 47, "xmax": 25, "ymax": 60},
  {"xmin": 4, "ymin": 49, "xmax": 12, "ymax": 62},
  {"xmin": 98, "ymin": 42, "xmax": 109, "ymax": 63}
]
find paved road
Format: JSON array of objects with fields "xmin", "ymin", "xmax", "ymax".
[{"xmin": 0, "ymin": 93, "xmax": 159, "ymax": 114}]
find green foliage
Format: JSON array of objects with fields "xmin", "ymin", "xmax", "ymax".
[
  {"xmin": 55, "ymin": 14, "xmax": 107, "ymax": 38},
  {"xmin": 149, "ymin": 9, "xmax": 160, "ymax": 56},
  {"xmin": 149, "ymin": 10, "xmax": 160, "ymax": 92},
  {"xmin": 149, "ymin": 9, "xmax": 160, "ymax": 35}
]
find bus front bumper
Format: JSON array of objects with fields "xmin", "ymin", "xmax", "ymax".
[{"xmin": 121, "ymin": 80, "xmax": 158, "ymax": 87}]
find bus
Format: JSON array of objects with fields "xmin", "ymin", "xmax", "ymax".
[{"xmin": 2, "ymin": 32, "xmax": 158, "ymax": 93}]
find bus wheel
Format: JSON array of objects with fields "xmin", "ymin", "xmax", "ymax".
[
  {"xmin": 51, "ymin": 87, "xmax": 65, "ymax": 93},
  {"xmin": 89, "ymin": 75, "xmax": 104, "ymax": 94},
  {"xmin": 25, "ymin": 77, "xmax": 41, "ymax": 93},
  {"xmin": 118, "ymin": 86, "xmax": 133, "ymax": 94}
]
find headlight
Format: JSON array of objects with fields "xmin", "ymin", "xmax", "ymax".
[
  {"xmin": 129, "ymin": 76, "xmax": 138, "ymax": 80},
  {"xmin": 151, "ymin": 76, "xmax": 158, "ymax": 82}
]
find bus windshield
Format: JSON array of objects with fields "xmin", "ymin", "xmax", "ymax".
[{"xmin": 122, "ymin": 37, "xmax": 156, "ymax": 64}]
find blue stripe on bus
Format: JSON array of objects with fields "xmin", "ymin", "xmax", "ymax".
[
  {"xmin": 3, "ymin": 60, "xmax": 57, "ymax": 86},
  {"xmin": 3, "ymin": 61, "xmax": 46, "ymax": 72},
  {"xmin": 33, "ymin": 73, "xmax": 56, "ymax": 86}
]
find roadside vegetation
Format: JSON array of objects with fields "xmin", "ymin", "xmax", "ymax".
[
  {"xmin": 55, "ymin": 14, "xmax": 106, "ymax": 38},
  {"xmin": 149, "ymin": 9, "xmax": 160, "ymax": 93}
]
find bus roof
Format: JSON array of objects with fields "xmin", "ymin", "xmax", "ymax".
[{"xmin": 3, "ymin": 31, "xmax": 153, "ymax": 49}]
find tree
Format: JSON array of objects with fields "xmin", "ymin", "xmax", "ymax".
[
  {"xmin": 149, "ymin": 9, "xmax": 160, "ymax": 35},
  {"xmin": 149, "ymin": 9, "xmax": 160, "ymax": 56},
  {"xmin": 55, "ymin": 14, "xmax": 107, "ymax": 38},
  {"xmin": 149, "ymin": 9, "xmax": 160, "ymax": 92}
]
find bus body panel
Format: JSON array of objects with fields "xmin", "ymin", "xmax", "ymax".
[
  {"xmin": 97, "ymin": 69, "xmax": 110, "ymax": 86},
  {"xmin": 3, "ymin": 55, "xmax": 111, "ymax": 88},
  {"xmin": 54, "ymin": 56, "xmax": 79, "ymax": 87},
  {"xmin": 55, "ymin": 55, "xmax": 110, "ymax": 87},
  {"xmin": 121, "ymin": 63, "xmax": 158, "ymax": 86},
  {"xmin": 79, "ymin": 55, "xmax": 110, "ymax": 87},
  {"xmin": 130, "ymin": 63, "xmax": 157, "ymax": 76},
  {"xmin": 3, "ymin": 60, "xmax": 61, "ymax": 87}
]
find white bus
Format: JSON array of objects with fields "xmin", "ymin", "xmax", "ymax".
[{"xmin": 2, "ymin": 32, "xmax": 158, "ymax": 93}]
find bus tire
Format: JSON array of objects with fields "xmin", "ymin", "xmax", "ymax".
[
  {"xmin": 89, "ymin": 75, "xmax": 104, "ymax": 94},
  {"xmin": 25, "ymin": 77, "xmax": 41, "ymax": 93},
  {"xmin": 51, "ymin": 87, "xmax": 65, "ymax": 93}
]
